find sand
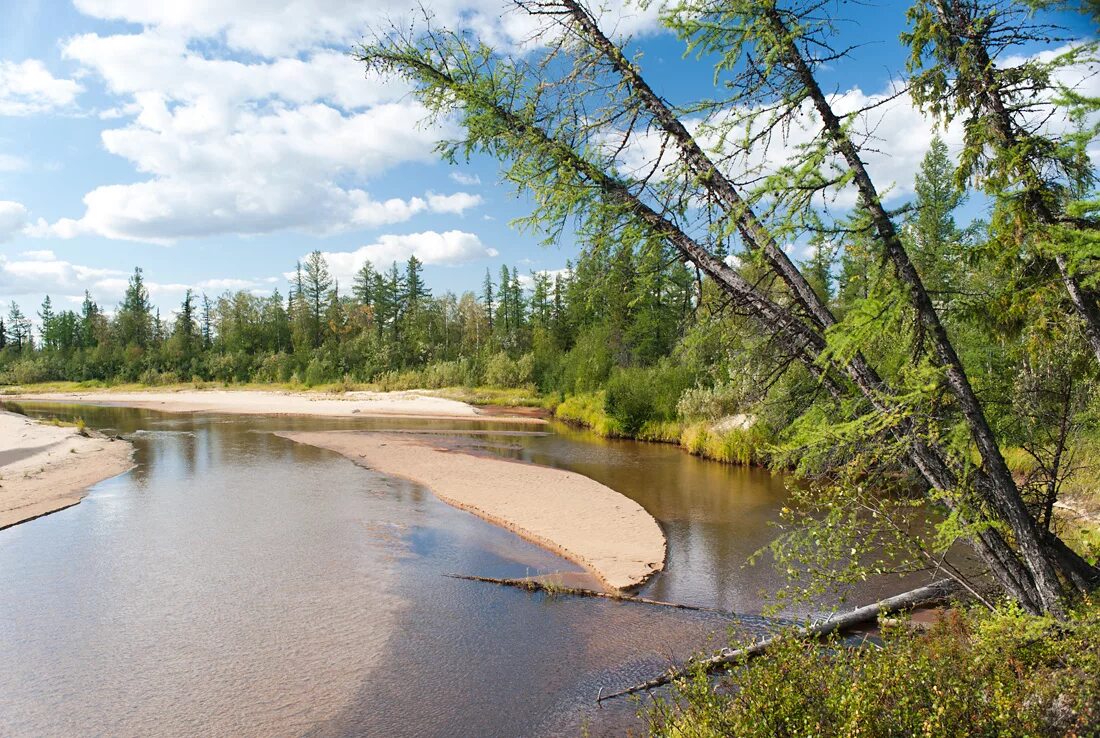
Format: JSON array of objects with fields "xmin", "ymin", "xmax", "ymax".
[
  {"xmin": 0, "ymin": 411, "xmax": 134, "ymax": 530},
  {"xmin": 276, "ymin": 431, "xmax": 666, "ymax": 591},
  {"xmin": 6, "ymin": 388, "xmax": 543, "ymax": 422}
]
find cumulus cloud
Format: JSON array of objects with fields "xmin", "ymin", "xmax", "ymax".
[
  {"xmin": 517, "ymin": 266, "xmax": 571, "ymax": 289},
  {"xmin": 450, "ymin": 171, "xmax": 482, "ymax": 186},
  {"xmin": 35, "ymin": 27, "xmax": 482, "ymax": 242},
  {"xmin": 614, "ymin": 49, "xmax": 1099, "ymax": 211},
  {"xmin": 301, "ymin": 230, "xmax": 498, "ymax": 286},
  {"xmin": 70, "ymin": 0, "xmax": 662, "ymax": 57},
  {"xmin": 0, "ymin": 201, "xmax": 29, "ymax": 241},
  {"xmin": 0, "ymin": 251, "xmax": 126, "ymax": 301},
  {"xmin": 26, "ymin": 0, "xmax": 661, "ymax": 244},
  {"xmin": 0, "ymin": 60, "xmax": 82, "ymax": 116},
  {"xmin": 0, "ymin": 250, "xmax": 279, "ymax": 311}
]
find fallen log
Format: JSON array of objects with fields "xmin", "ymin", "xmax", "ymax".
[
  {"xmin": 445, "ymin": 573, "xmax": 735, "ymax": 614},
  {"xmin": 596, "ymin": 579, "xmax": 959, "ymax": 703}
]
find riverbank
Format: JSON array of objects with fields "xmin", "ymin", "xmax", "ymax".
[
  {"xmin": 0, "ymin": 410, "xmax": 134, "ymax": 530},
  {"xmin": 274, "ymin": 430, "xmax": 667, "ymax": 590},
  {"xmin": 4, "ymin": 387, "xmax": 545, "ymax": 423}
]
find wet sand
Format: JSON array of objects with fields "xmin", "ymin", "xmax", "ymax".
[
  {"xmin": 276, "ymin": 430, "xmax": 667, "ymax": 591},
  {"xmin": 0, "ymin": 410, "xmax": 134, "ymax": 529},
  {"xmin": 7, "ymin": 388, "xmax": 545, "ymax": 423}
]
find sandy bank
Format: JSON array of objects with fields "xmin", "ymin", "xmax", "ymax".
[
  {"xmin": 0, "ymin": 411, "xmax": 134, "ymax": 530},
  {"xmin": 7, "ymin": 389, "xmax": 544, "ymax": 423},
  {"xmin": 275, "ymin": 431, "xmax": 666, "ymax": 590}
]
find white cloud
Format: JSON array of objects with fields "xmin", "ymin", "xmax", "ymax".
[
  {"xmin": 0, "ymin": 250, "xmax": 279, "ymax": 310},
  {"xmin": 0, "ymin": 201, "xmax": 29, "ymax": 241},
  {"xmin": 517, "ymin": 266, "xmax": 571, "ymax": 289},
  {"xmin": 450, "ymin": 171, "xmax": 482, "ymax": 186},
  {"xmin": 0, "ymin": 252, "xmax": 126, "ymax": 301},
  {"xmin": 0, "ymin": 154, "xmax": 28, "ymax": 172},
  {"xmin": 70, "ymin": 0, "xmax": 663, "ymax": 57},
  {"xmin": 300, "ymin": 230, "xmax": 498, "ymax": 286},
  {"xmin": 26, "ymin": 0, "xmax": 662, "ymax": 244},
  {"xmin": 0, "ymin": 60, "xmax": 82, "ymax": 116},
  {"xmin": 19, "ymin": 249, "xmax": 57, "ymax": 261},
  {"xmin": 32, "ymin": 26, "xmax": 487, "ymax": 243},
  {"xmin": 614, "ymin": 47, "xmax": 1099, "ymax": 212},
  {"xmin": 197, "ymin": 278, "xmax": 262, "ymax": 292},
  {"xmin": 426, "ymin": 191, "xmax": 483, "ymax": 215}
]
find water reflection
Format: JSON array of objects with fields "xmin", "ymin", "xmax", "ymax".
[{"xmin": 0, "ymin": 402, "xmax": 911, "ymax": 737}]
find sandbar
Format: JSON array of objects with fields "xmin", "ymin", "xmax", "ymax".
[
  {"xmin": 6, "ymin": 388, "xmax": 543, "ymax": 423},
  {"xmin": 275, "ymin": 431, "xmax": 666, "ymax": 591},
  {"xmin": 0, "ymin": 410, "xmax": 134, "ymax": 530}
]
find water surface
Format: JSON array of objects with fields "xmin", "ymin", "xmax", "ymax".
[{"xmin": 0, "ymin": 403, "xmax": 917, "ymax": 736}]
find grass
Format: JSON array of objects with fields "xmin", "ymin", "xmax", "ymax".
[
  {"xmin": 420, "ymin": 386, "xmax": 553, "ymax": 409},
  {"xmin": 555, "ymin": 392, "xmax": 624, "ymax": 437},
  {"xmin": 680, "ymin": 422, "xmax": 771, "ymax": 466},
  {"xmin": 554, "ymin": 392, "xmax": 773, "ymax": 466}
]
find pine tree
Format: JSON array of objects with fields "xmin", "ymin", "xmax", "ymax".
[
  {"xmin": 7, "ymin": 302, "xmax": 30, "ymax": 351},
  {"xmin": 302, "ymin": 251, "xmax": 333, "ymax": 347},
  {"xmin": 482, "ymin": 268, "xmax": 495, "ymax": 335},
  {"xmin": 911, "ymin": 136, "xmax": 966, "ymax": 296},
  {"xmin": 353, "ymin": 261, "xmax": 377, "ymax": 306},
  {"xmin": 117, "ymin": 267, "xmax": 152, "ymax": 348},
  {"xmin": 175, "ymin": 290, "xmax": 198, "ymax": 366},
  {"xmin": 38, "ymin": 295, "xmax": 56, "ymax": 351},
  {"xmin": 80, "ymin": 291, "xmax": 99, "ymax": 349}
]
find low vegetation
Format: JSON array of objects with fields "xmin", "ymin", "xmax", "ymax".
[{"xmin": 648, "ymin": 598, "xmax": 1100, "ymax": 738}]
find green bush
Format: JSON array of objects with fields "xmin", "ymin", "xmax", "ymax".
[
  {"xmin": 483, "ymin": 351, "xmax": 534, "ymax": 388},
  {"xmin": 648, "ymin": 598, "xmax": 1100, "ymax": 738},
  {"xmin": 559, "ymin": 325, "xmax": 614, "ymax": 394},
  {"xmin": 303, "ymin": 358, "xmax": 328, "ymax": 387},
  {"xmin": 605, "ymin": 372, "xmax": 656, "ymax": 435},
  {"xmin": 604, "ymin": 362, "xmax": 697, "ymax": 435}
]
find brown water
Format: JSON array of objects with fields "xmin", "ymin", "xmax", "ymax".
[{"xmin": 0, "ymin": 403, "xmax": 921, "ymax": 737}]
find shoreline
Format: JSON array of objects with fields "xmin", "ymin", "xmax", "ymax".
[
  {"xmin": 275, "ymin": 430, "xmax": 667, "ymax": 591},
  {"xmin": 4, "ymin": 388, "xmax": 546, "ymax": 423},
  {"xmin": 0, "ymin": 411, "xmax": 135, "ymax": 530}
]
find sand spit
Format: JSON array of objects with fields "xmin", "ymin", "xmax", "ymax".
[
  {"xmin": 0, "ymin": 411, "xmax": 134, "ymax": 530},
  {"xmin": 275, "ymin": 431, "xmax": 666, "ymax": 591},
  {"xmin": 7, "ymin": 389, "xmax": 544, "ymax": 423}
]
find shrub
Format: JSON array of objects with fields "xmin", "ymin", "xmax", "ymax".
[
  {"xmin": 677, "ymin": 382, "xmax": 744, "ymax": 421},
  {"xmin": 605, "ymin": 372, "xmax": 656, "ymax": 436},
  {"xmin": 604, "ymin": 362, "xmax": 697, "ymax": 436},
  {"xmin": 647, "ymin": 598, "xmax": 1100, "ymax": 738},
  {"xmin": 559, "ymin": 325, "xmax": 614, "ymax": 394},
  {"xmin": 303, "ymin": 358, "xmax": 328, "ymax": 388},
  {"xmin": 484, "ymin": 352, "xmax": 534, "ymax": 388}
]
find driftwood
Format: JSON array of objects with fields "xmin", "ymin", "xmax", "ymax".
[
  {"xmin": 444, "ymin": 573, "xmax": 735, "ymax": 614},
  {"xmin": 597, "ymin": 579, "xmax": 960, "ymax": 703}
]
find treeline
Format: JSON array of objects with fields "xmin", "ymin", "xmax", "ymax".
[
  {"xmin": 5, "ymin": 139, "xmax": 1094, "ymax": 458},
  {"xmin": 3, "ymin": 139, "xmax": 1097, "ymax": 466},
  {"xmin": 0, "ymin": 237, "xmax": 698, "ymax": 396}
]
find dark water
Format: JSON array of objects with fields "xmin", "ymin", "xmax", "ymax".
[{"xmin": 0, "ymin": 403, "xmax": 920, "ymax": 737}]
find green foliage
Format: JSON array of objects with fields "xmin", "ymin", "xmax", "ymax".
[{"xmin": 648, "ymin": 598, "xmax": 1100, "ymax": 737}]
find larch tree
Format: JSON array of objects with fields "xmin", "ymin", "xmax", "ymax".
[{"xmin": 356, "ymin": 0, "xmax": 1098, "ymax": 614}]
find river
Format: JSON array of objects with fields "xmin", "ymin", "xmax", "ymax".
[{"xmin": 0, "ymin": 403, "xmax": 919, "ymax": 736}]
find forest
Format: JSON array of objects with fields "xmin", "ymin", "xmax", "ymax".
[{"xmin": 3, "ymin": 0, "xmax": 1100, "ymax": 731}]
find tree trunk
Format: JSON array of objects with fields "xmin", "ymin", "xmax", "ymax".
[{"xmin": 597, "ymin": 580, "xmax": 959, "ymax": 702}]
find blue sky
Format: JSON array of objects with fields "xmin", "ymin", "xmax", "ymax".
[{"xmin": 0, "ymin": 0, "xmax": 1093, "ymax": 318}]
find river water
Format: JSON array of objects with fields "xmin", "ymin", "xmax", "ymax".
[{"xmin": 0, "ymin": 403, "xmax": 919, "ymax": 736}]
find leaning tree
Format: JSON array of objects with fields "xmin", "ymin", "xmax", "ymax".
[{"xmin": 358, "ymin": 0, "xmax": 1099, "ymax": 615}]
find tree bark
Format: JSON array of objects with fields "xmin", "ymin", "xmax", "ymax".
[
  {"xmin": 764, "ymin": 5, "xmax": 1074, "ymax": 615},
  {"xmin": 597, "ymin": 579, "xmax": 959, "ymax": 702}
]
